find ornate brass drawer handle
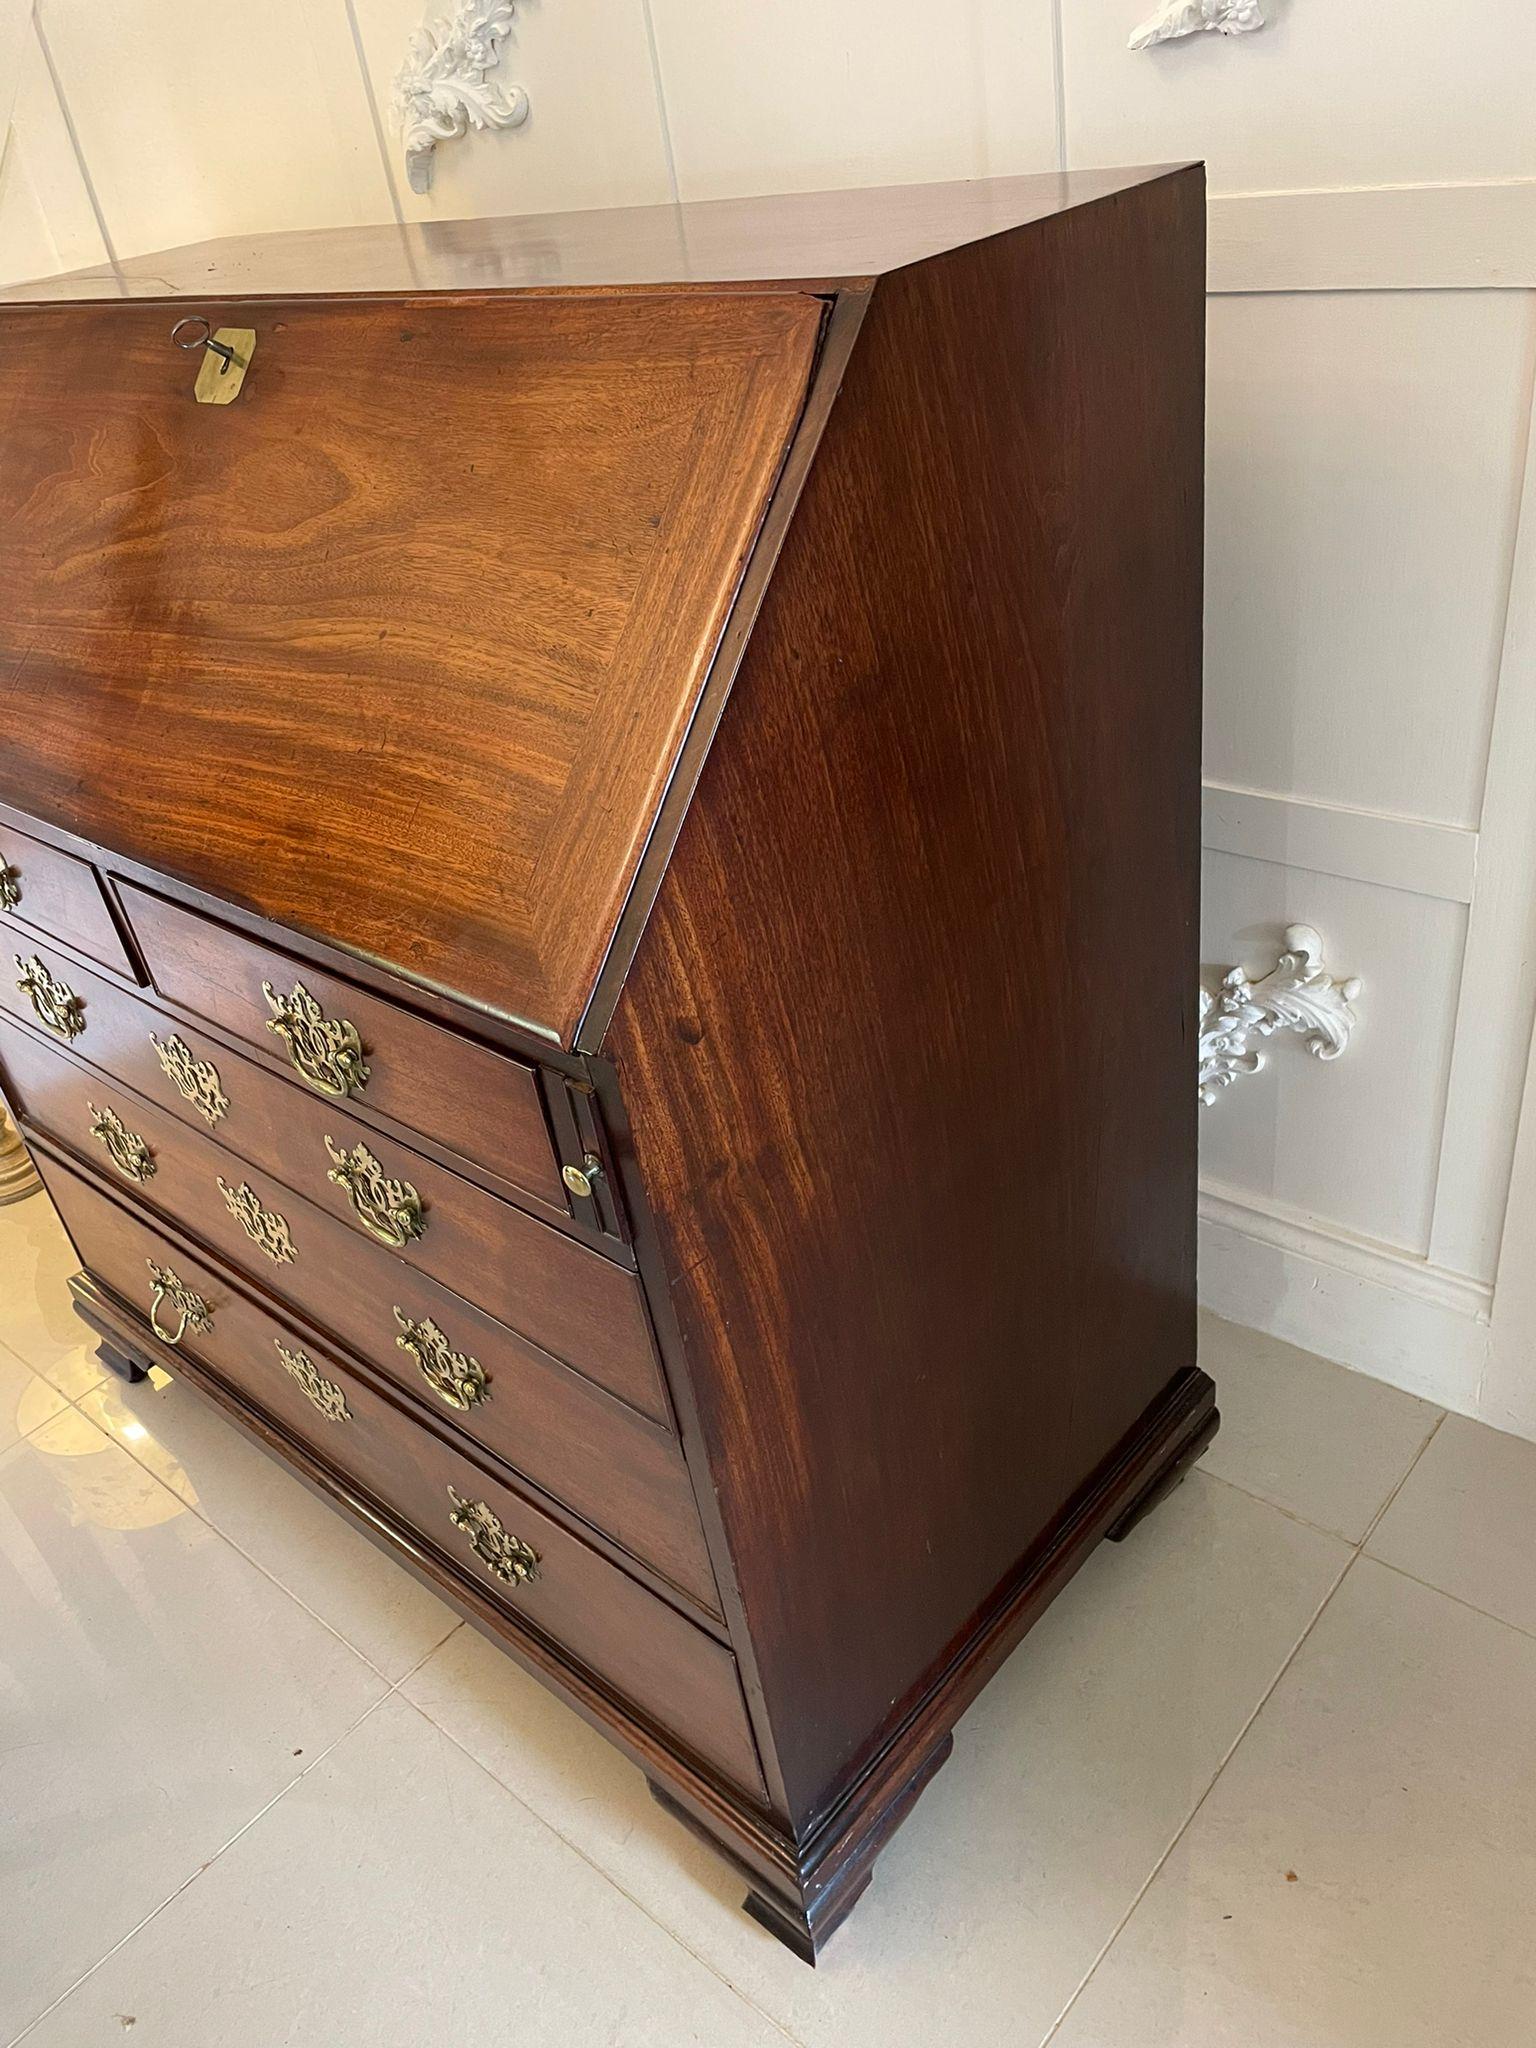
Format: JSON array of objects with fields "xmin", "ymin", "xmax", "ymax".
[
  {"xmin": 262, "ymin": 979, "xmax": 370, "ymax": 1100},
  {"xmin": 218, "ymin": 1177, "xmax": 298, "ymax": 1265},
  {"xmin": 146, "ymin": 1260, "xmax": 213, "ymax": 1346},
  {"xmin": 88, "ymin": 1101, "xmax": 156, "ymax": 1184},
  {"xmin": 394, "ymin": 1308, "xmax": 488, "ymax": 1411},
  {"xmin": 0, "ymin": 863, "xmax": 20, "ymax": 912},
  {"xmin": 15, "ymin": 954, "xmax": 85, "ymax": 1041},
  {"xmin": 152, "ymin": 1032, "xmax": 230, "ymax": 1128},
  {"xmin": 325, "ymin": 1137, "xmax": 424, "ymax": 1249},
  {"xmin": 447, "ymin": 1486, "xmax": 539, "ymax": 1587},
  {"xmin": 274, "ymin": 1338, "xmax": 350, "ymax": 1422}
]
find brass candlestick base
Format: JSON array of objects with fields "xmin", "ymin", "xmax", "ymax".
[{"xmin": 0, "ymin": 1103, "xmax": 39, "ymax": 1206}]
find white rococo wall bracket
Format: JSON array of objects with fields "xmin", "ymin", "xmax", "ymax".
[
  {"xmin": 393, "ymin": 2, "xmax": 529, "ymax": 195},
  {"xmin": 1199, "ymin": 924, "xmax": 1360, "ymax": 1107},
  {"xmin": 1130, "ymin": 0, "xmax": 1267, "ymax": 50}
]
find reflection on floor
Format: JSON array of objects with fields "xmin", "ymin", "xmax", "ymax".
[{"xmin": 4, "ymin": 1188, "xmax": 1535, "ymax": 2047}]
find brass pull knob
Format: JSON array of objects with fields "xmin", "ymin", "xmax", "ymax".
[
  {"xmin": 561, "ymin": 1153, "xmax": 604, "ymax": 1201},
  {"xmin": 274, "ymin": 1338, "xmax": 350, "ymax": 1422},
  {"xmin": 324, "ymin": 1137, "xmax": 424, "ymax": 1249},
  {"xmin": 0, "ymin": 863, "xmax": 20, "ymax": 912},
  {"xmin": 262, "ymin": 980, "xmax": 370, "ymax": 1100},
  {"xmin": 15, "ymin": 953, "xmax": 85, "ymax": 1040},
  {"xmin": 88, "ymin": 1102, "xmax": 157, "ymax": 1184},
  {"xmin": 152, "ymin": 1032, "xmax": 230, "ymax": 1128},
  {"xmin": 447, "ymin": 1486, "xmax": 539, "ymax": 1587},
  {"xmin": 394, "ymin": 1308, "xmax": 488, "ymax": 1411},
  {"xmin": 145, "ymin": 1260, "xmax": 213, "ymax": 1347},
  {"xmin": 218, "ymin": 1177, "xmax": 297, "ymax": 1265}
]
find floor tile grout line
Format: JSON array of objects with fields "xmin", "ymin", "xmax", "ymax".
[
  {"xmin": 5, "ymin": 1643, "xmax": 460, "ymax": 2048},
  {"xmin": 378, "ymin": 1692, "xmax": 809, "ymax": 2048},
  {"xmin": 1356, "ymin": 1410, "xmax": 1447, "ymax": 1550},
  {"xmin": 8, "ymin": 1367, "xmax": 106, "ymax": 1446},
  {"xmin": 1361, "ymin": 1549, "xmax": 1536, "ymax": 1647},
  {"xmin": 68, "ymin": 1379, "xmax": 389, "ymax": 1671},
  {"xmin": 1198, "ymin": 1407, "xmax": 1448, "ymax": 1550},
  {"xmin": 6, "ymin": 1397, "xmax": 67, "ymax": 1451},
  {"xmin": 5, "ymin": 1682, "xmax": 407, "ymax": 2048},
  {"xmin": 166, "ymin": 1493, "xmax": 457, "ymax": 1684},
  {"xmin": 59, "ymin": 1371, "xmax": 454, "ymax": 1685},
  {"xmin": 405, "ymin": 1703, "xmax": 809, "ymax": 2043},
  {"xmin": 0, "ymin": 1327, "xmax": 58, "ymax": 1373},
  {"xmin": 0, "ymin": 1339, "xmax": 103, "ymax": 1409},
  {"xmin": 1196, "ymin": 1465, "xmax": 1373, "ymax": 1547},
  {"xmin": 1040, "ymin": 1541, "xmax": 1362, "ymax": 2047},
  {"xmin": 11, "ymin": 1322, "xmax": 1477, "ymax": 2039},
  {"xmin": 1039, "ymin": 1411, "xmax": 1452, "ymax": 2045}
]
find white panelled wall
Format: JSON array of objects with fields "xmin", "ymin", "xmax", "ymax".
[{"xmin": 3, "ymin": 3, "xmax": 1536, "ymax": 1435}]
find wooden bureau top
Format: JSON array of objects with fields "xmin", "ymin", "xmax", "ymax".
[
  {"xmin": 0, "ymin": 166, "xmax": 1185, "ymax": 303},
  {"xmin": 0, "ymin": 166, "xmax": 1192, "ymax": 1050}
]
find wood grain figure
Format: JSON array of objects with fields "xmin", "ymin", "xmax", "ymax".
[{"xmin": 0, "ymin": 166, "xmax": 1212, "ymax": 1960}]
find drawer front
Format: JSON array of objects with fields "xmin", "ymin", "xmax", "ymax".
[
  {"xmin": 0, "ymin": 823, "xmax": 139, "ymax": 983},
  {"xmin": 0, "ymin": 1018, "xmax": 712, "ymax": 1611},
  {"xmin": 0, "ymin": 956, "xmax": 665, "ymax": 1424},
  {"xmin": 38, "ymin": 1152, "xmax": 762, "ymax": 1799},
  {"xmin": 118, "ymin": 883, "xmax": 567, "ymax": 1216}
]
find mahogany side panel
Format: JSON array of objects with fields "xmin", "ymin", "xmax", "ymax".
[{"xmin": 606, "ymin": 168, "xmax": 1208, "ymax": 1826}]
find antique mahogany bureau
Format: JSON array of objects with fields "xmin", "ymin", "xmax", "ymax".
[{"xmin": 0, "ymin": 164, "xmax": 1213, "ymax": 1960}]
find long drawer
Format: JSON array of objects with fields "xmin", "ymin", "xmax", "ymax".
[
  {"xmin": 0, "ymin": 1013, "xmax": 717, "ymax": 1614},
  {"xmin": 0, "ymin": 943, "xmax": 665, "ymax": 1423},
  {"xmin": 36, "ymin": 1148, "xmax": 763, "ymax": 1800},
  {"xmin": 117, "ymin": 883, "xmax": 567, "ymax": 1215}
]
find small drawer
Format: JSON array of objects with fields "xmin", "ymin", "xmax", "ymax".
[
  {"xmin": 116, "ymin": 882, "xmax": 566, "ymax": 1216},
  {"xmin": 0, "ymin": 1014, "xmax": 707, "ymax": 1609},
  {"xmin": 0, "ymin": 823, "xmax": 139, "ymax": 983},
  {"xmin": 37, "ymin": 1151, "xmax": 763, "ymax": 1800}
]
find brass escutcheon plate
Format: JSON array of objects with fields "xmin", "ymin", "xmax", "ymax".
[
  {"xmin": 263, "ymin": 979, "xmax": 369, "ymax": 1101},
  {"xmin": 447, "ymin": 1486, "xmax": 539, "ymax": 1587},
  {"xmin": 152, "ymin": 1032, "xmax": 230, "ymax": 1128},
  {"xmin": 194, "ymin": 327, "xmax": 256, "ymax": 404},
  {"xmin": 146, "ymin": 1260, "xmax": 214, "ymax": 1345},
  {"xmin": 88, "ymin": 1102, "xmax": 156, "ymax": 1184},
  {"xmin": 325, "ymin": 1137, "xmax": 424, "ymax": 1249},
  {"xmin": 394, "ymin": 1308, "xmax": 488, "ymax": 1411},
  {"xmin": 274, "ymin": 1338, "xmax": 350, "ymax": 1422},
  {"xmin": 218, "ymin": 1177, "xmax": 298, "ymax": 1265},
  {"xmin": 15, "ymin": 953, "xmax": 84, "ymax": 1040}
]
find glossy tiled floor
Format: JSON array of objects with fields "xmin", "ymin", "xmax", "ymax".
[{"xmin": 4, "ymin": 1189, "xmax": 1535, "ymax": 2046}]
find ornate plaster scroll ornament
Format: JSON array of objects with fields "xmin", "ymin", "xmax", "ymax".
[
  {"xmin": 1129, "ymin": 0, "xmax": 1266, "ymax": 51},
  {"xmin": 1199, "ymin": 923, "xmax": 1360, "ymax": 1107},
  {"xmin": 392, "ymin": 2, "xmax": 530, "ymax": 196}
]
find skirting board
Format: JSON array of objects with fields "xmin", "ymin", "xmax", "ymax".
[{"xmin": 1199, "ymin": 1185, "xmax": 1500, "ymax": 1429}]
